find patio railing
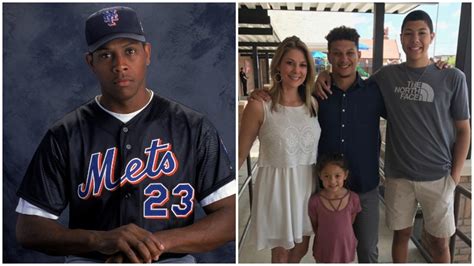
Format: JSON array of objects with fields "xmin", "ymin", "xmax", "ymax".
[{"xmin": 238, "ymin": 155, "xmax": 257, "ymax": 250}]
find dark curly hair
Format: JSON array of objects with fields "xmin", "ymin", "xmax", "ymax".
[{"xmin": 325, "ymin": 26, "xmax": 360, "ymax": 51}]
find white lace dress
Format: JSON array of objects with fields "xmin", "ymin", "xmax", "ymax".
[{"xmin": 249, "ymin": 100, "xmax": 321, "ymax": 250}]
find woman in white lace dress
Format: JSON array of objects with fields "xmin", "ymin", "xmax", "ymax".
[{"xmin": 239, "ymin": 36, "xmax": 321, "ymax": 263}]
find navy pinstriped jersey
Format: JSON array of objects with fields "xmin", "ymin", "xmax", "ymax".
[{"xmin": 17, "ymin": 94, "xmax": 234, "ymax": 259}]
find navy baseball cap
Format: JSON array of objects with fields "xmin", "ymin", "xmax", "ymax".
[{"xmin": 85, "ymin": 6, "xmax": 146, "ymax": 52}]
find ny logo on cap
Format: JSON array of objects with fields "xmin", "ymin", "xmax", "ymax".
[{"xmin": 103, "ymin": 9, "xmax": 119, "ymax": 27}]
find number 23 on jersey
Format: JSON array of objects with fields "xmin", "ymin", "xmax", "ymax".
[{"xmin": 143, "ymin": 183, "xmax": 194, "ymax": 219}]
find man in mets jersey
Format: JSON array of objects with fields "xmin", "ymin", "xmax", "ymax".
[{"xmin": 15, "ymin": 6, "xmax": 235, "ymax": 263}]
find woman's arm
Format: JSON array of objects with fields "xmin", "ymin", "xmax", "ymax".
[{"xmin": 238, "ymin": 100, "xmax": 264, "ymax": 169}]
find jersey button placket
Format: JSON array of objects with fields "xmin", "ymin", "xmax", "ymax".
[
  {"xmin": 122, "ymin": 126, "xmax": 132, "ymax": 151},
  {"xmin": 119, "ymin": 125, "xmax": 135, "ymax": 225}
]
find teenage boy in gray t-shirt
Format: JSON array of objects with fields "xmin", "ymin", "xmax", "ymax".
[
  {"xmin": 316, "ymin": 10, "xmax": 470, "ymax": 263},
  {"xmin": 373, "ymin": 10, "xmax": 470, "ymax": 263}
]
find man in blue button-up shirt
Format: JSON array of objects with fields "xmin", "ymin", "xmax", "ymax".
[{"xmin": 318, "ymin": 27, "xmax": 386, "ymax": 263}]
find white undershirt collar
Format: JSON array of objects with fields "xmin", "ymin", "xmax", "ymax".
[{"xmin": 94, "ymin": 89, "xmax": 154, "ymax": 123}]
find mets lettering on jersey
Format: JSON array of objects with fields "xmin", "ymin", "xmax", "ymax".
[{"xmin": 78, "ymin": 138, "xmax": 178, "ymax": 199}]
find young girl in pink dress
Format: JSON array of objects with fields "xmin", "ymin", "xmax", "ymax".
[{"xmin": 308, "ymin": 153, "xmax": 362, "ymax": 263}]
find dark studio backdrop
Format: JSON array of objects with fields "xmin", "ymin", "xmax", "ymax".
[{"xmin": 3, "ymin": 3, "xmax": 235, "ymax": 263}]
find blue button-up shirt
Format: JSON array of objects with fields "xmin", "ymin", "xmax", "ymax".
[{"xmin": 317, "ymin": 74, "xmax": 386, "ymax": 193}]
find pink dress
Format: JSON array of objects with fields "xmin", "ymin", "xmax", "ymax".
[{"xmin": 308, "ymin": 191, "xmax": 361, "ymax": 263}]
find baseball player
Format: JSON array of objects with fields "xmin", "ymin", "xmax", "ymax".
[{"xmin": 15, "ymin": 6, "xmax": 235, "ymax": 263}]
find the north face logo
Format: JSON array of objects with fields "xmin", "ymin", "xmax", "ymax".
[
  {"xmin": 103, "ymin": 10, "xmax": 119, "ymax": 27},
  {"xmin": 394, "ymin": 81, "xmax": 434, "ymax": 102}
]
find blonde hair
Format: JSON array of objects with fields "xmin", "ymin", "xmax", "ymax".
[{"xmin": 269, "ymin": 36, "xmax": 316, "ymax": 116}]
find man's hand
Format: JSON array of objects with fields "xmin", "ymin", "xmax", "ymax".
[
  {"xmin": 94, "ymin": 223, "xmax": 164, "ymax": 263},
  {"xmin": 315, "ymin": 70, "xmax": 332, "ymax": 99},
  {"xmin": 249, "ymin": 89, "xmax": 271, "ymax": 102},
  {"xmin": 435, "ymin": 60, "xmax": 451, "ymax": 69}
]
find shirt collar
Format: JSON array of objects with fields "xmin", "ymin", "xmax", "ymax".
[{"xmin": 330, "ymin": 72, "xmax": 364, "ymax": 93}]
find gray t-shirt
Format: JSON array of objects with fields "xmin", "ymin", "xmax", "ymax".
[{"xmin": 373, "ymin": 63, "xmax": 470, "ymax": 181}]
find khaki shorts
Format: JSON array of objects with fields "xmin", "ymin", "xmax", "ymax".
[{"xmin": 384, "ymin": 176, "xmax": 456, "ymax": 238}]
